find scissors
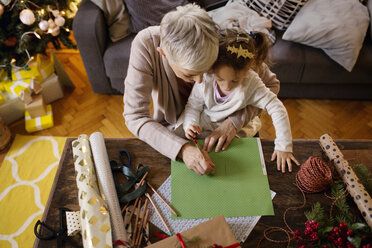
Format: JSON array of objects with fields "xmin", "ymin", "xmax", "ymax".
[{"xmin": 34, "ymin": 208, "xmax": 82, "ymax": 248}]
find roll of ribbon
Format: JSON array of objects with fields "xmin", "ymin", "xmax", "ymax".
[
  {"xmin": 72, "ymin": 134, "xmax": 112, "ymax": 247},
  {"xmin": 89, "ymin": 132, "xmax": 129, "ymax": 245},
  {"xmin": 319, "ymin": 134, "xmax": 372, "ymax": 228}
]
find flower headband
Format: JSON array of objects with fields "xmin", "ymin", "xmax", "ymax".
[{"xmin": 226, "ymin": 33, "xmax": 255, "ymax": 59}]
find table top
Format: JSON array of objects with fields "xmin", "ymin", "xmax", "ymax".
[{"xmin": 34, "ymin": 138, "xmax": 372, "ymax": 248}]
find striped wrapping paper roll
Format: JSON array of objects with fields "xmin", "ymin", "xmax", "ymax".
[
  {"xmin": 72, "ymin": 134, "xmax": 112, "ymax": 247},
  {"xmin": 89, "ymin": 132, "xmax": 129, "ymax": 245},
  {"xmin": 319, "ymin": 134, "xmax": 372, "ymax": 228}
]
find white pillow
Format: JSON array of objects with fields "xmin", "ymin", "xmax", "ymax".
[{"xmin": 282, "ymin": 0, "xmax": 370, "ymax": 72}]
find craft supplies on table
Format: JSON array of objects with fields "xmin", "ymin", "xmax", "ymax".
[
  {"xmin": 319, "ymin": 133, "xmax": 372, "ymax": 228},
  {"xmin": 148, "ymin": 176, "xmax": 276, "ymax": 243},
  {"xmin": 171, "ymin": 137, "xmax": 274, "ymax": 219}
]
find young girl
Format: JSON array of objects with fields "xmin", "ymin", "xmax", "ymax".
[{"xmin": 180, "ymin": 28, "xmax": 299, "ymax": 173}]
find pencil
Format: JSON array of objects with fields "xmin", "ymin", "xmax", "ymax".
[
  {"xmin": 145, "ymin": 193, "xmax": 173, "ymax": 236},
  {"xmin": 137, "ymin": 171, "xmax": 148, "ymax": 188},
  {"xmin": 147, "ymin": 182, "xmax": 178, "ymax": 216},
  {"xmin": 132, "ymin": 198, "xmax": 142, "ymax": 243},
  {"xmin": 138, "ymin": 208, "xmax": 150, "ymax": 247},
  {"xmin": 125, "ymin": 197, "xmax": 139, "ymax": 229},
  {"xmin": 192, "ymin": 138, "xmax": 204, "ymax": 154},
  {"xmin": 121, "ymin": 202, "xmax": 129, "ymax": 214},
  {"xmin": 135, "ymin": 198, "xmax": 148, "ymax": 246}
]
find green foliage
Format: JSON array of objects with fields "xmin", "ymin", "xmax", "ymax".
[
  {"xmin": 0, "ymin": 0, "xmax": 77, "ymax": 81},
  {"xmin": 352, "ymin": 163, "xmax": 372, "ymax": 196},
  {"xmin": 305, "ymin": 202, "xmax": 326, "ymax": 226},
  {"xmin": 298, "ymin": 178, "xmax": 371, "ymax": 247}
]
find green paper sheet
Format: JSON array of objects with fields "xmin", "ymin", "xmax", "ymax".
[{"xmin": 171, "ymin": 137, "xmax": 274, "ymax": 219}]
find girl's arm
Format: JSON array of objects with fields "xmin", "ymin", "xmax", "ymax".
[
  {"xmin": 183, "ymin": 83, "xmax": 205, "ymax": 132},
  {"xmin": 247, "ymin": 74, "xmax": 299, "ymax": 172}
]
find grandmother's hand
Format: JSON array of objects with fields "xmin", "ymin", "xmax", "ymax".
[
  {"xmin": 179, "ymin": 143, "xmax": 215, "ymax": 175},
  {"xmin": 203, "ymin": 119, "xmax": 237, "ymax": 152}
]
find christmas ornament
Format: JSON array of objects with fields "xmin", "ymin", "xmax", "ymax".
[
  {"xmin": 0, "ymin": 0, "xmax": 11, "ymax": 6},
  {"xmin": 0, "ymin": 4, "xmax": 4, "ymax": 17},
  {"xmin": 48, "ymin": 18, "xmax": 56, "ymax": 29},
  {"xmin": 54, "ymin": 16, "xmax": 65, "ymax": 27},
  {"xmin": 52, "ymin": 9, "xmax": 60, "ymax": 17},
  {"xmin": 50, "ymin": 26, "xmax": 60, "ymax": 36},
  {"xmin": 19, "ymin": 9, "xmax": 35, "ymax": 25},
  {"xmin": 38, "ymin": 20, "xmax": 49, "ymax": 31}
]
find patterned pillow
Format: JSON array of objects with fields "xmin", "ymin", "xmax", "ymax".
[{"xmin": 245, "ymin": 0, "xmax": 307, "ymax": 30}]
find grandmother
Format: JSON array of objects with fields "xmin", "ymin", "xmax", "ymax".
[{"xmin": 123, "ymin": 4, "xmax": 279, "ymax": 175}]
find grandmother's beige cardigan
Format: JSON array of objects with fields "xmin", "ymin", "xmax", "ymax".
[{"xmin": 123, "ymin": 26, "xmax": 279, "ymax": 160}]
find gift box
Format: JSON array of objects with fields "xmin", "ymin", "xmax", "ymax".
[
  {"xmin": 41, "ymin": 73, "xmax": 64, "ymax": 104},
  {"xmin": 0, "ymin": 54, "xmax": 55, "ymax": 97},
  {"xmin": 146, "ymin": 215, "xmax": 241, "ymax": 248},
  {"xmin": 24, "ymin": 94, "xmax": 47, "ymax": 118},
  {"xmin": 25, "ymin": 104, "xmax": 53, "ymax": 133},
  {"xmin": 0, "ymin": 91, "xmax": 25, "ymax": 125}
]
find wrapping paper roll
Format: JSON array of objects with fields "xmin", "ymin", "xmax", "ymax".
[
  {"xmin": 72, "ymin": 135, "xmax": 112, "ymax": 247},
  {"xmin": 89, "ymin": 132, "xmax": 129, "ymax": 244},
  {"xmin": 319, "ymin": 134, "xmax": 372, "ymax": 228}
]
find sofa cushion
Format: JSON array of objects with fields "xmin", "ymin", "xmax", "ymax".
[
  {"xmin": 90, "ymin": 0, "xmax": 131, "ymax": 42},
  {"xmin": 270, "ymin": 33, "xmax": 305, "ymax": 84},
  {"xmin": 124, "ymin": 0, "xmax": 188, "ymax": 33},
  {"xmin": 282, "ymin": 0, "xmax": 370, "ymax": 72},
  {"xmin": 103, "ymin": 33, "xmax": 136, "ymax": 90}
]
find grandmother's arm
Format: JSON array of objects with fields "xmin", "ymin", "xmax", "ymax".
[{"xmin": 123, "ymin": 29, "xmax": 188, "ymax": 160}]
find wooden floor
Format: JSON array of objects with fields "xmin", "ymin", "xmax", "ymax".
[{"xmin": 2, "ymin": 49, "xmax": 372, "ymax": 161}]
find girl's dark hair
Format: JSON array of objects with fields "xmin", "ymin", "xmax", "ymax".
[{"xmin": 213, "ymin": 28, "xmax": 270, "ymax": 71}]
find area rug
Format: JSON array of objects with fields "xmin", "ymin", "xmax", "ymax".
[{"xmin": 0, "ymin": 134, "xmax": 67, "ymax": 248}]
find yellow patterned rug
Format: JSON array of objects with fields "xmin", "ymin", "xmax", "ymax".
[{"xmin": 0, "ymin": 134, "xmax": 67, "ymax": 248}]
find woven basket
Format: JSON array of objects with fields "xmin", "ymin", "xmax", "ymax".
[{"xmin": 246, "ymin": 0, "xmax": 308, "ymax": 30}]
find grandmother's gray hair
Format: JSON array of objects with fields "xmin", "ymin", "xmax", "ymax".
[{"xmin": 160, "ymin": 3, "xmax": 219, "ymax": 72}]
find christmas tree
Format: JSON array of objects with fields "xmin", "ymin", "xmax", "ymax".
[{"xmin": 0, "ymin": 0, "xmax": 77, "ymax": 80}]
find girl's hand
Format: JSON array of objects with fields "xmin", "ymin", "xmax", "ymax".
[
  {"xmin": 203, "ymin": 119, "xmax": 236, "ymax": 152},
  {"xmin": 185, "ymin": 125, "xmax": 202, "ymax": 140},
  {"xmin": 271, "ymin": 150, "xmax": 300, "ymax": 173}
]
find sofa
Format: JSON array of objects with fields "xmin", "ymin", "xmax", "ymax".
[{"xmin": 73, "ymin": 0, "xmax": 372, "ymax": 100}]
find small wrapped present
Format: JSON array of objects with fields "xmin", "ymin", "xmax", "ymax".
[
  {"xmin": 146, "ymin": 215, "xmax": 241, "ymax": 248},
  {"xmin": 41, "ymin": 73, "xmax": 64, "ymax": 104},
  {"xmin": 25, "ymin": 94, "xmax": 47, "ymax": 118},
  {"xmin": 0, "ymin": 54, "xmax": 55, "ymax": 97},
  {"xmin": 25, "ymin": 104, "xmax": 53, "ymax": 133},
  {"xmin": 20, "ymin": 90, "xmax": 33, "ymax": 105},
  {"xmin": 0, "ymin": 91, "xmax": 24, "ymax": 124}
]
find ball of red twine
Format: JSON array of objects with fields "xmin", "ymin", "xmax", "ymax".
[{"xmin": 296, "ymin": 156, "xmax": 332, "ymax": 193}]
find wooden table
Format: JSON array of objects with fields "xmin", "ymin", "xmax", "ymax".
[{"xmin": 34, "ymin": 138, "xmax": 372, "ymax": 247}]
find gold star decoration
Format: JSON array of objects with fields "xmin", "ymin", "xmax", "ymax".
[{"xmin": 226, "ymin": 45, "xmax": 254, "ymax": 59}]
